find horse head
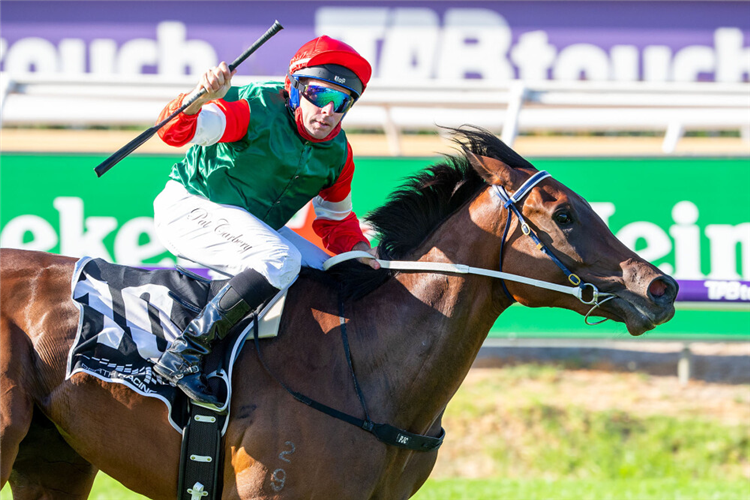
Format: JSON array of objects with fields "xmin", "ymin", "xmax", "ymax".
[{"xmin": 464, "ymin": 141, "xmax": 678, "ymax": 336}]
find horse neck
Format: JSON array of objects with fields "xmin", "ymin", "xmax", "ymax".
[{"xmin": 352, "ymin": 192, "xmax": 511, "ymax": 432}]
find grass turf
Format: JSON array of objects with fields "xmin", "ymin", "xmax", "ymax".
[
  {"xmin": 3, "ymin": 476, "xmax": 748, "ymax": 499},
  {"xmin": 2, "ymin": 365, "xmax": 747, "ymax": 498},
  {"xmin": 413, "ymin": 478, "xmax": 750, "ymax": 500}
]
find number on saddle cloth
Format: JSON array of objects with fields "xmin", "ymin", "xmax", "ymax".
[{"xmin": 66, "ymin": 257, "xmax": 288, "ymax": 433}]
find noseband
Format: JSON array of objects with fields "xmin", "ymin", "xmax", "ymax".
[{"xmin": 325, "ymin": 171, "xmax": 616, "ymax": 326}]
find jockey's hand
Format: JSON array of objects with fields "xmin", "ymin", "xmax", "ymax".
[
  {"xmin": 352, "ymin": 242, "xmax": 380, "ymax": 270},
  {"xmin": 184, "ymin": 62, "xmax": 236, "ymax": 114}
]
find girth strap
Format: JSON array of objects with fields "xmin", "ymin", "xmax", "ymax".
[{"xmin": 252, "ymin": 310, "xmax": 445, "ymax": 452}]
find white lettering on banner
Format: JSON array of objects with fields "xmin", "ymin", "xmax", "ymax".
[
  {"xmin": 672, "ymin": 45, "xmax": 716, "ymax": 82},
  {"xmin": 669, "ymin": 201, "xmax": 703, "ymax": 280},
  {"xmin": 617, "ymin": 221, "xmax": 674, "ymax": 274},
  {"xmin": 59, "ymin": 39, "xmax": 86, "ymax": 73},
  {"xmin": 115, "ymin": 217, "xmax": 168, "ymax": 265},
  {"xmin": 0, "ymin": 21, "xmax": 216, "ymax": 76},
  {"xmin": 379, "ymin": 8, "xmax": 440, "ymax": 80},
  {"xmin": 705, "ymin": 223, "xmax": 750, "ymax": 280},
  {"xmin": 0, "ymin": 215, "xmax": 58, "ymax": 251},
  {"xmin": 117, "ymin": 38, "xmax": 158, "ymax": 74},
  {"xmin": 0, "ymin": 197, "xmax": 170, "ymax": 266},
  {"xmin": 438, "ymin": 9, "xmax": 514, "ymax": 80},
  {"xmin": 2, "ymin": 10, "xmax": 746, "ymax": 82},
  {"xmin": 157, "ymin": 22, "xmax": 217, "ymax": 77},
  {"xmin": 612, "ymin": 202, "xmax": 748, "ymax": 280},
  {"xmin": 610, "ymin": 45, "xmax": 640, "ymax": 81},
  {"xmin": 54, "ymin": 197, "xmax": 117, "ymax": 260},
  {"xmin": 716, "ymin": 28, "xmax": 750, "ymax": 82},
  {"xmin": 3, "ymin": 37, "xmax": 58, "ymax": 72},
  {"xmin": 511, "ymin": 31, "xmax": 557, "ymax": 81},
  {"xmin": 704, "ymin": 281, "xmax": 750, "ymax": 301},
  {"xmin": 315, "ymin": 7, "xmax": 389, "ymax": 67},
  {"xmin": 314, "ymin": 7, "xmax": 749, "ymax": 83},
  {"xmin": 0, "ymin": 198, "xmax": 746, "ymax": 278},
  {"xmin": 643, "ymin": 46, "xmax": 672, "ymax": 82},
  {"xmin": 554, "ymin": 44, "xmax": 611, "ymax": 81},
  {"xmin": 90, "ymin": 39, "xmax": 117, "ymax": 74}
]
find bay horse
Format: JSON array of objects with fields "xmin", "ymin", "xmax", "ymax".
[{"xmin": 0, "ymin": 128, "xmax": 677, "ymax": 499}]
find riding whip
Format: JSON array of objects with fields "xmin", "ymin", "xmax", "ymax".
[{"xmin": 94, "ymin": 20, "xmax": 284, "ymax": 177}]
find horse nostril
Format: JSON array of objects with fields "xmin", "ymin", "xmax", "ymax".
[
  {"xmin": 649, "ymin": 280, "xmax": 667, "ymax": 298},
  {"xmin": 648, "ymin": 276, "xmax": 678, "ymax": 304}
]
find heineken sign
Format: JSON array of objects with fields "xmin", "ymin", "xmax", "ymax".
[{"xmin": 1, "ymin": 155, "xmax": 747, "ymax": 284}]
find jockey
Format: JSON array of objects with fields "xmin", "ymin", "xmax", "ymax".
[{"xmin": 151, "ymin": 36, "xmax": 379, "ymax": 411}]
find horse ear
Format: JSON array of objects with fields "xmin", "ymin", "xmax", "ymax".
[{"xmin": 464, "ymin": 150, "xmax": 520, "ymax": 189}]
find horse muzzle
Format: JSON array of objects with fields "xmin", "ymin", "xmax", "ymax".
[{"xmin": 604, "ymin": 274, "xmax": 679, "ymax": 336}]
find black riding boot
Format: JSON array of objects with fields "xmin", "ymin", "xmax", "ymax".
[{"xmin": 153, "ymin": 269, "xmax": 278, "ymax": 411}]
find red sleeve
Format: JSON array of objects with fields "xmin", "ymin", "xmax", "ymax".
[
  {"xmin": 214, "ymin": 99, "xmax": 250, "ymax": 143},
  {"xmin": 312, "ymin": 143, "xmax": 369, "ymax": 254},
  {"xmin": 157, "ymin": 95, "xmax": 250, "ymax": 146},
  {"xmin": 313, "ymin": 212, "xmax": 368, "ymax": 255},
  {"xmin": 157, "ymin": 93, "xmax": 199, "ymax": 147},
  {"xmin": 318, "ymin": 143, "xmax": 355, "ymax": 202}
]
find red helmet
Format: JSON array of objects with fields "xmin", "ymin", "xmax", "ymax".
[{"xmin": 286, "ymin": 36, "xmax": 372, "ymax": 98}]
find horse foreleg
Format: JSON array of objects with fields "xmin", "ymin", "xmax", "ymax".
[
  {"xmin": 9, "ymin": 409, "xmax": 98, "ymax": 500},
  {"xmin": 0, "ymin": 318, "xmax": 34, "ymax": 487}
]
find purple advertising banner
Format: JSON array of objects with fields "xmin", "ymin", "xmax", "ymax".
[
  {"xmin": 678, "ymin": 280, "xmax": 750, "ymax": 303},
  {"xmin": 1, "ymin": 1, "xmax": 748, "ymax": 82}
]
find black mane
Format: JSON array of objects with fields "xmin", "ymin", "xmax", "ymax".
[{"xmin": 323, "ymin": 126, "xmax": 535, "ymax": 300}]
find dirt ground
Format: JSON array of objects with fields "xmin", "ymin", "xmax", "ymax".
[
  {"xmin": 2, "ymin": 128, "xmax": 749, "ymax": 156},
  {"xmin": 469, "ymin": 341, "xmax": 750, "ymax": 425},
  {"xmin": 476, "ymin": 342, "xmax": 750, "ymax": 384},
  {"xmin": 465, "ymin": 364, "xmax": 750, "ymax": 425}
]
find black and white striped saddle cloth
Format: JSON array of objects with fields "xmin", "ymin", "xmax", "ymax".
[{"xmin": 66, "ymin": 257, "xmax": 251, "ymax": 432}]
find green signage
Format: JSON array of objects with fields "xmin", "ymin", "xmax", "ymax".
[{"xmin": 1, "ymin": 153, "xmax": 748, "ymax": 339}]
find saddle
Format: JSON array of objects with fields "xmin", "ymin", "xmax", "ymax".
[{"xmin": 66, "ymin": 257, "xmax": 288, "ymax": 432}]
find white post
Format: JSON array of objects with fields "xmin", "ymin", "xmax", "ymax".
[
  {"xmin": 741, "ymin": 124, "xmax": 750, "ymax": 143},
  {"xmin": 501, "ymin": 81, "xmax": 526, "ymax": 146},
  {"xmin": 381, "ymin": 105, "xmax": 402, "ymax": 156},
  {"xmin": 662, "ymin": 121, "xmax": 684, "ymax": 154},
  {"xmin": 0, "ymin": 74, "xmax": 17, "ymax": 123}
]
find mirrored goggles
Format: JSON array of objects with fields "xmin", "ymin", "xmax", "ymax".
[{"xmin": 300, "ymin": 83, "xmax": 355, "ymax": 113}]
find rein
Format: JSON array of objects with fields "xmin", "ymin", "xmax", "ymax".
[{"xmin": 324, "ymin": 171, "xmax": 616, "ymax": 325}]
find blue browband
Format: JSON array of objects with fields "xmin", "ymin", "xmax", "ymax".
[{"xmin": 492, "ymin": 171, "xmax": 584, "ymax": 303}]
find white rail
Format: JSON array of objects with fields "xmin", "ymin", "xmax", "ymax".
[{"xmin": 2, "ymin": 73, "xmax": 748, "ymax": 155}]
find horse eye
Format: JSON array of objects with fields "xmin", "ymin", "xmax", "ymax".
[{"xmin": 554, "ymin": 211, "xmax": 573, "ymax": 225}]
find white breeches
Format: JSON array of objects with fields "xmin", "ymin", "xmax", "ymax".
[{"xmin": 153, "ymin": 180, "xmax": 330, "ymax": 288}]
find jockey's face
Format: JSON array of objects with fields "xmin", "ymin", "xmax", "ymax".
[{"xmin": 298, "ymin": 79, "xmax": 351, "ymax": 139}]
